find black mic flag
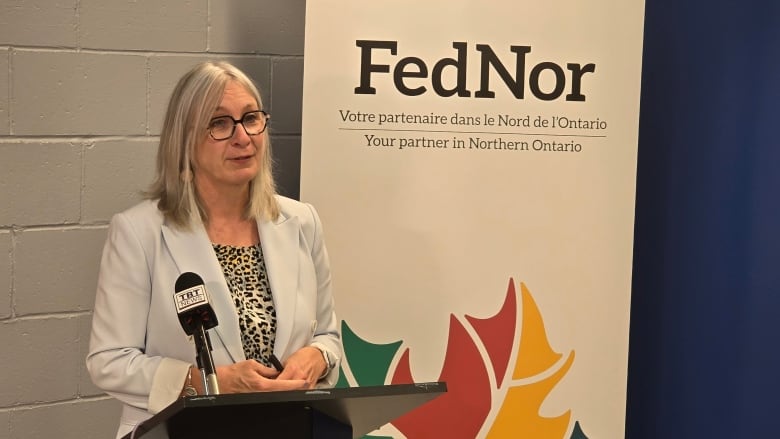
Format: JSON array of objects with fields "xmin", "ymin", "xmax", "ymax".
[{"xmin": 174, "ymin": 272, "xmax": 218, "ymax": 335}]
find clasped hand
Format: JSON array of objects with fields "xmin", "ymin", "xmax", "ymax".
[{"xmin": 214, "ymin": 346, "xmax": 326, "ymax": 393}]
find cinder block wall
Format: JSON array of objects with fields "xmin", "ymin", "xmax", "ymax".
[{"xmin": 0, "ymin": 1, "xmax": 305, "ymax": 437}]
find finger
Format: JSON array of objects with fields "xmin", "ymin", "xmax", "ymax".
[
  {"xmin": 253, "ymin": 359, "xmax": 281, "ymax": 378},
  {"xmin": 275, "ymin": 368, "xmax": 294, "ymax": 381},
  {"xmin": 274, "ymin": 379, "xmax": 309, "ymax": 390},
  {"xmin": 259, "ymin": 369, "xmax": 281, "ymax": 379},
  {"xmin": 276, "ymin": 367, "xmax": 309, "ymax": 382}
]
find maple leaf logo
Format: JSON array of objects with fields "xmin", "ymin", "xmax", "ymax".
[{"xmin": 337, "ymin": 278, "xmax": 590, "ymax": 439}]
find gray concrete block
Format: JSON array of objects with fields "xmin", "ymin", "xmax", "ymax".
[
  {"xmin": 270, "ymin": 58, "xmax": 303, "ymax": 135},
  {"xmin": 0, "ymin": 142, "xmax": 81, "ymax": 227},
  {"xmin": 148, "ymin": 56, "xmax": 212, "ymax": 135},
  {"xmin": 271, "ymin": 136, "xmax": 301, "ymax": 200},
  {"xmin": 0, "ymin": 410, "xmax": 9, "ymax": 438},
  {"xmin": 80, "ymin": 0, "xmax": 207, "ymax": 52},
  {"xmin": 9, "ymin": 398, "xmax": 121, "ymax": 439},
  {"xmin": 0, "ymin": 0, "xmax": 78, "ymax": 47},
  {"xmin": 149, "ymin": 56, "xmax": 271, "ymax": 135},
  {"xmin": 0, "ymin": 317, "xmax": 80, "ymax": 405},
  {"xmin": 12, "ymin": 51, "xmax": 146, "ymax": 136},
  {"xmin": 0, "ymin": 231, "xmax": 10, "ymax": 319},
  {"xmin": 14, "ymin": 228, "xmax": 107, "ymax": 315},
  {"xmin": 77, "ymin": 314, "xmax": 103, "ymax": 396},
  {"xmin": 83, "ymin": 139, "xmax": 157, "ymax": 222},
  {"xmin": 227, "ymin": 56, "xmax": 272, "ymax": 111},
  {"xmin": 0, "ymin": 48, "xmax": 8, "ymax": 135},
  {"xmin": 210, "ymin": 0, "xmax": 305, "ymax": 55}
]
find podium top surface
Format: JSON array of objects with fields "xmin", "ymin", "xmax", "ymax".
[
  {"xmin": 178, "ymin": 381, "xmax": 445, "ymax": 407},
  {"xmin": 126, "ymin": 382, "xmax": 447, "ymax": 439}
]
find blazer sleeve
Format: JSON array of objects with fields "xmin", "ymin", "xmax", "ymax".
[
  {"xmin": 86, "ymin": 210, "xmax": 189, "ymax": 414},
  {"xmin": 302, "ymin": 202, "xmax": 343, "ymax": 387}
]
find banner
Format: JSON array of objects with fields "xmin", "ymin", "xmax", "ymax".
[{"xmin": 300, "ymin": 1, "xmax": 645, "ymax": 437}]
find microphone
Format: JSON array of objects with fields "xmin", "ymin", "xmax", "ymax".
[
  {"xmin": 174, "ymin": 272, "xmax": 218, "ymax": 334},
  {"xmin": 173, "ymin": 272, "xmax": 220, "ymax": 395}
]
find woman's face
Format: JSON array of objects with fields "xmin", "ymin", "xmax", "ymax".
[{"xmin": 193, "ymin": 81, "xmax": 263, "ymax": 196}]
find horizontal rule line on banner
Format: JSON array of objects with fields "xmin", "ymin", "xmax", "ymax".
[{"xmin": 338, "ymin": 127, "xmax": 607, "ymax": 138}]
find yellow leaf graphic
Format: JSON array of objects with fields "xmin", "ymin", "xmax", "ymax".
[{"xmin": 488, "ymin": 282, "xmax": 574, "ymax": 438}]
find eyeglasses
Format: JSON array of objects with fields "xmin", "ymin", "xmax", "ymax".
[{"xmin": 207, "ymin": 110, "xmax": 270, "ymax": 141}]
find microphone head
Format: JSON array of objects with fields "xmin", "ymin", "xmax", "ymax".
[
  {"xmin": 173, "ymin": 272, "xmax": 219, "ymax": 335},
  {"xmin": 175, "ymin": 271, "xmax": 204, "ymax": 293}
]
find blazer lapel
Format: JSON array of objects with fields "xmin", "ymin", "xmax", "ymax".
[
  {"xmin": 257, "ymin": 212, "xmax": 300, "ymax": 358},
  {"xmin": 161, "ymin": 220, "xmax": 244, "ymax": 363}
]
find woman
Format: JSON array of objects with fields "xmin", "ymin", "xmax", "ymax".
[{"xmin": 86, "ymin": 61, "xmax": 341, "ymax": 438}]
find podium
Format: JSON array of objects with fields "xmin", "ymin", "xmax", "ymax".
[{"xmin": 122, "ymin": 382, "xmax": 446, "ymax": 439}]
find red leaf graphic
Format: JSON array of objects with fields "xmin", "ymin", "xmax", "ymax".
[
  {"xmin": 465, "ymin": 279, "xmax": 518, "ymax": 388},
  {"xmin": 391, "ymin": 315, "xmax": 492, "ymax": 438}
]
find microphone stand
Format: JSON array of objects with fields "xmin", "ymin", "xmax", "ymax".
[{"xmin": 193, "ymin": 323, "xmax": 220, "ymax": 395}]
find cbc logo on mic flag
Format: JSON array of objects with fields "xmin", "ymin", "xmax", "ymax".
[{"xmin": 337, "ymin": 279, "xmax": 590, "ymax": 439}]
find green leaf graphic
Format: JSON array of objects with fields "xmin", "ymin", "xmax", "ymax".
[{"xmin": 340, "ymin": 320, "xmax": 403, "ymax": 387}]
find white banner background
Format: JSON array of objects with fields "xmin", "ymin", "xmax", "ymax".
[{"xmin": 300, "ymin": 1, "xmax": 644, "ymax": 437}]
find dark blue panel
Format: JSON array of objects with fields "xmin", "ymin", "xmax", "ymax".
[{"xmin": 627, "ymin": 1, "xmax": 780, "ymax": 438}]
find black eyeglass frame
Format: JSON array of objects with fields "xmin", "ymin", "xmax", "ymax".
[{"xmin": 207, "ymin": 110, "xmax": 270, "ymax": 141}]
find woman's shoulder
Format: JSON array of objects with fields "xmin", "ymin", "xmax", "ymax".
[
  {"xmin": 273, "ymin": 196, "xmax": 326, "ymax": 245},
  {"xmin": 275, "ymin": 195, "xmax": 315, "ymax": 218},
  {"xmin": 273, "ymin": 195, "xmax": 323, "ymax": 230},
  {"xmin": 116, "ymin": 199, "xmax": 164, "ymax": 224},
  {"xmin": 109, "ymin": 199, "xmax": 166, "ymax": 239}
]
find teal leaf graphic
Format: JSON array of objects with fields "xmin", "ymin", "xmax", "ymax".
[{"xmin": 570, "ymin": 421, "xmax": 589, "ymax": 439}]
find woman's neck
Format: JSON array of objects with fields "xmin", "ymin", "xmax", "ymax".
[
  {"xmin": 205, "ymin": 215, "xmax": 259, "ymax": 247},
  {"xmin": 197, "ymin": 182, "xmax": 259, "ymax": 246}
]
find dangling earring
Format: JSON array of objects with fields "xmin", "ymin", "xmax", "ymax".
[{"xmin": 180, "ymin": 167, "xmax": 193, "ymax": 183}]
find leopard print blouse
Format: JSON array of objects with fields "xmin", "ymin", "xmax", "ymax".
[{"xmin": 212, "ymin": 243, "xmax": 277, "ymax": 367}]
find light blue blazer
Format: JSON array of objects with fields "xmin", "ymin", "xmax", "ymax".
[{"xmin": 86, "ymin": 196, "xmax": 342, "ymax": 438}]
